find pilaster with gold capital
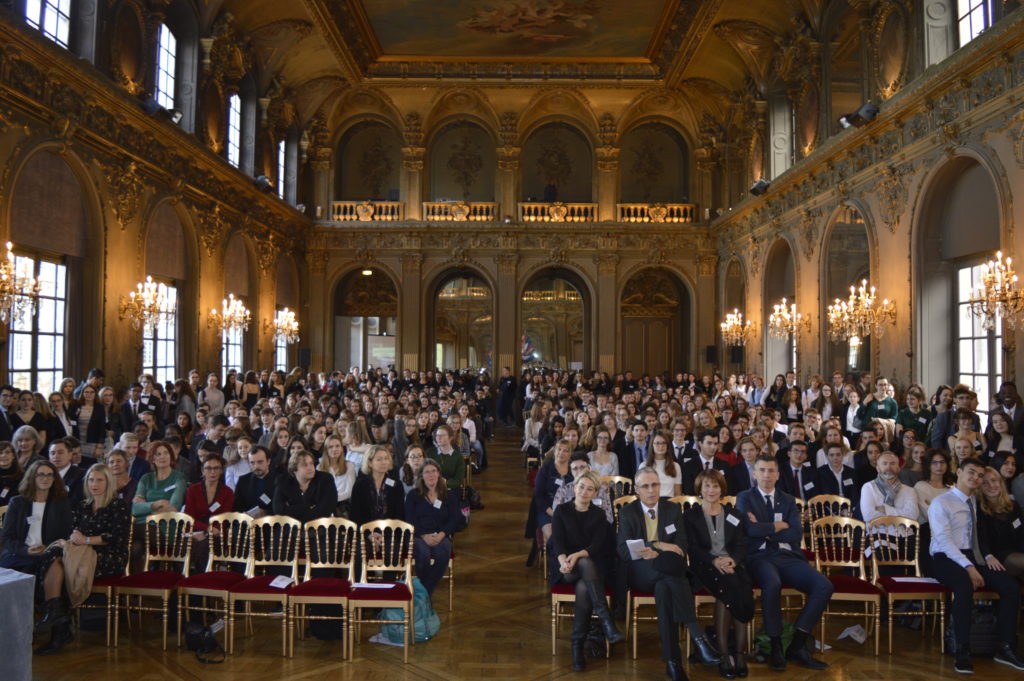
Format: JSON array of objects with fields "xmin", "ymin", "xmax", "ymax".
[
  {"xmin": 401, "ymin": 147, "xmax": 425, "ymax": 219},
  {"xmin": 497, "ymin": 147, "xmax": 521, "ymax": 222},
  {"xmin": 399, "ymin": 251, "xmax": 423, "ymax": 370},
  {"xmin": 596, "ymin": 146, "xmax": 620, "ymax": 221},
  {"xmin": 593, "ymin": 252, "xmax": 618, "ymax": 372}
]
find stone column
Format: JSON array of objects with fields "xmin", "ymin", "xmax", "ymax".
[
  {"xmin": 305, "ymin": 248, "xmax": 330, "ymax": 372},
  {"xmin": 401, "ymin": 146, "xmax": 425, "ymax": 220},
  {"xmin": 596, "ymin": 146, "xmax": 620, "ymax": 221},
  {"xmin": 593, "ymin": 250, "xmax": 619, "ymax": 372},
  {"xmin": 493, "ymin": 253, "xmax": 520, "ymax": 372},
  {"xmin": 694, "ymin": 147, "xmax": 718, "ymax": 218},
  {"xmin": 768, "ymin": 93, "xmax": 793, "ymax": 180},
  {"xmin": 399, "ymin": 251, "xmax": 423, "ymax": 370},
  {"xmin": 497, "ymin": 147, "xmax": 520, "ymax": 221}
]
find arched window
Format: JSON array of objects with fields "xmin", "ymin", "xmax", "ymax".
[
  {"xmin": 9, "ymin": 252, "xmax": 67, "ymax": 393},
  {"xmin": 227, "ymin": 94, "xmax": 242, "ymax": 168},
  {"xmin": 25, "ymin": 0, "xmax": 72, "ymax": 48},
  {"xmin": 276, "ymin": 140, "xmax": 286, "ymax": 200},
  {"xmin": 155, "ymin": 23, "xmax": 177, "ymax": 111}
]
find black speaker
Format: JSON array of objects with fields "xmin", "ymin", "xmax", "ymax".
[
  {"xmin": 298, "ymin": 347, "xmax": 312, "ymax": 369},
  {"xmin": 729, "ymin": 346, "xmax": 744, "ymax": 365},
  {"xmin": 705, "ymin": 345, "xmax": 718, "ymax": 364}
]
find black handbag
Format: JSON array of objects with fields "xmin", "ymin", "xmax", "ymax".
[{"xmin": 184, "ymin": 622, "xmax": 226, "ymax": 663}]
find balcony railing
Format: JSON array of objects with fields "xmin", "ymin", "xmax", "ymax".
[
  {"xmin": 616, "ymin": 203, "xmax": 698, "ymax": 223},
  {"xmin": 517, "ymin": 202, "xmax": 598, "ymax": 223},
  {"xmin": 423, "ymin": 201, "xmax": 500, "ymax": 222},
  {"xmin": 330, "ymin": 201, "xmax": 405, "ymax": 222}
]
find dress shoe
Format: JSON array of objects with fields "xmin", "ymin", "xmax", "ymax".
[
  {"xmin": 995, "ymin": 645, "xmax": 1024, "ymax": 671},
  {"xmin": 769, "ymin": 637, "xmax": 787, "ymax": 671},
  {"xmin": 36, "ymin": 622, "xmax": 72, "ymax": 655},
  {"xmin": 718, "ymin": 655, "xmax": 737, "ymax": 679},
  {"xmin": 34, "ymin": 598, "xmax": 69, "ymax": 636},
  {"xmin": 734, "ymin": 654, "xmax": 749, "ymax": 678},
  {"xmin": 666, "ymin": 659, "xmax": 689, "ymax": 681},
  {"xmin": 571, "ymin": 642, "xmax": 586, "ymax": 672},
  {"xmin": 693, "ymin": 635, "xmax": 723, "ymax": 665},
  {"xmin": 786, "ymin": 647, "xmax": 828, "ymax": 670}
]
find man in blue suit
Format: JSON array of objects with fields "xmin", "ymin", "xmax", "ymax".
[{"xmin": 736, "ymin": 454, "xmax": 832, "ymax": 671}]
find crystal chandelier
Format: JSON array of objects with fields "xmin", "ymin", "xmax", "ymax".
[
  {"xmin": 768, "ymin": 298, "xmax": 810, "ymax": 340},
  {"xmin": 968, "ymin": 251, "xmax": 1024, "ymax": 330},
  {"xmin": 826, "ymin": 279, "xmax": 895, "ymax": 342},
  {"xmin": 118, "ymin": 276, "xmax": 175, "ymax": 334},
  {"xmin": 721, "ymin": 309, "xmax": 754, "ymax": 347},
  {"xmin": 266, "ymin": 307, "xmax": 300, "ymax": 345},
  {"xmin": 208, "ymin": 293, "xmax": 251, "ymax": 333},
  {"xmin": 0, "ymin": 242, "xmax": 41, "ymax": 324}
]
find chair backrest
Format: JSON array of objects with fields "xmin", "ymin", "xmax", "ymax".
[
  {"xmin": 142, "ymin": 511, "xmax": 193, "ymax": 575},
  {"xmin": 207, "ymin": 512, "xmax": 253, "ymax": 573},
  {"xmin": 302, "ymin": 518, "xmax": 358, "ymax": 581},
  {"xmin": 807, "ymin": 494, "xmax": 852, "ymax": 522},
  {"xmin": 793, "ymin": 496, "xmax": 809, "ymax": 547},
  {"xmin": 811, "ymin": 516, "xmax": 868, "ymax": 579},
  {"xmin": 866, "ymin": 515, "xmax": 921, "ymax": 579},
  {"xmin": 612, "ymin": 494, "xmax": 637, "ymax": 530},
  {"xmin": 0, "ymin": 504, "xmax": 6, "ymax": 529},
  {"xmin": 250, "ymin": 515, "xmax": 303, "ymax": 581},
  {"xmin": 602, "ymin": 476, "xmax": 634, "ymax": 500},
  {"xmin": 668, "ymin": 494, "xmax": 701, "ymax": 512},
  {"xmin": 721, "ymin": 495, "xmax": 737, "ymax": 508},
  {"xmin": 357, "ymin": 519, "xmax": 414, "ymax": 584}
]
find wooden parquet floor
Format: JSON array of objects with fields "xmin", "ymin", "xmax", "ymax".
[{"xmin": 33, "ymin": 428, "xmax": 1017, "ymax": 680}]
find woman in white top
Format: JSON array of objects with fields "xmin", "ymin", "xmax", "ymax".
[
  {"xmin": 318, "ymin": 433, "xmax": 356, "ymax": 516},
  {"xmin": 802, "ymin": 374, "xmax": 822, "ymax": 410},
  {"xmin": 522, "ymin": 401, "xmax": 547, "ymax": 455},
  {"xmin": 342, "ymin": 421, "xmax": 371, "ymax": 468},
  {"xmin": 586, "ymin": 427, "xmax": 619, "ymax": 477},
  {"xmin": 197, "ymin": 373, "xmax": 225, "ymax": 417},
  {"xmin": 224, "ymin": 434, "xmax": 253, "ymax": 490},
  {"xmin": 913, "ymin": 449, "xmax": 952, "ymax": 524},
  {"xmin": 644, "ymin": 431, "xmax": 682, "ymax": 497}
]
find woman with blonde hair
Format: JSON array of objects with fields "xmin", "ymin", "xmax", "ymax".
[
  {"xmin": 342, "ymin": 420, "xmax": 371, "ymax": 468},
  {"xmin": 13, "ymin": 425, "xmax": 44, "ymax": 468},
  {"xmin": 350, "ymin": 445, "xmax": 404, "ymax": 526},
  {"xmin": 224, "ymin": 433, "xmax": 254, "ymax": 490},
  {"xmin": 978, "ymin": 466, "xmax": 1024, "ymax": 577},
  {"xmin": 318, "ymin": 433, "xmax": 356, "ymax": 516}
]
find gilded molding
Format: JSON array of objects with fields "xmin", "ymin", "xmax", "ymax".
[
  {"xmin": 875, "ymin": 163, "xmax": 915, "ymax": 233},
  {"xmin": 493, "ymin": 253, "xmax": 519, "ymax": 275},
  {"xmin": 102, "ymin": 158, "xmax": 145, "ymax": 230}
]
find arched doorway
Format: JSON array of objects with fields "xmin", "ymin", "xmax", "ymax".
[
  {"xmin": 823, "ymin": 206, "xmax": 871, "ymax": 374},
  {"xmin": 334, "ymin": 268, "xmax": 399, "ymax": 371},
  {"xmin": 431, "ymin": 272, "xmax": 493, "ymax": 371},
  {"xmin": 917, "ymin": 157, "xmax": 1003, "ymax": 407},
  {"xmin": 763, "ymin": 240, "xmax": 796, "ymax": 379},
  {"xmin": 222, "ymin": 233, "xmax": 255, "ymax": 377},
  {"xmin": 520, "ymin": 268, "xmax": 589, "ymax": 371},
  {"xmin": 620, "ymin": 268, "xmax": 690, "ymax": 375}
]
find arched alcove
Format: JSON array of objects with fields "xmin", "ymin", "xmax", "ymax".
[
  {"xmin": 618, "ymin": 122, "xmax": 690, "ymax": 203},
  {"xmin": 334, "ymin": 268, "xmax": 399, "ymax": 371},
  {"xmin": 823, "ymin": 206, "xmax": 871, "ymax": 374},
  {"xmin": 427, "ymin": 120, "xmax": 496, "ymax": 202},
  {"xmin": 620, "ymin": 268, "xmax": 691, "ymax": 375},
  {"xmin": 520, "ymin": 267, "xmax": 590, "ymax": 371},
  {"xmin": 144, "ymin": 201, "xmax": 190, "ymax": 384},
  {"xmin": 430, "ymin": 271, "xmax": 493, "ymax": 371},
  {"xmin": 763, "ymin": 240, "xmax": 796, "ymax": 379},
  {"xmin": 335, "ymin": 121, "xmax": 403, "ymax": 201},
  {"xmin": 520, "ymin": 122, "xmax": 593, "ymax": 203},
  {"xmin": 724, "ymin": 258, "xmax": 746, "ymax": 370},
  {"xmin": 917, "ymin": 156, "xmax": 1003, "ymax": 405},
  {"xmin": 275, "ymin": 254, "xmax": 301, "ymax": 371},
  {"xmin": 222, "ymin": 232, "xmax": 255, "ymax": 376}
]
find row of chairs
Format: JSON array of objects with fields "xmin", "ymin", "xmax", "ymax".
[{"xmin": 85, "ymin": 513, "xmax": 422, "ymax": 662}]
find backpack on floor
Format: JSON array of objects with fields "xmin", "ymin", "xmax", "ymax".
[
  {"xmin": 944, "ymin": 603, "xmax": 1000, "ymax": 656},
  {"xmin": 380, "ymin": 577, "xmax": 440, "ymax": 644}
]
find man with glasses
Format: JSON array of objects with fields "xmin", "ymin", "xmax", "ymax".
[
  {"xmin": 617, "ymin": 467, "xmax": 720, "ymax": 681},
  {"xmin": 930, "ymin": 457, "xmax": 1024, "ymax": 673},
  {"xmin": 233, "ymin": 447, "xmax": 278, "ymax": 519},
  {"xmin": 0, "ymin": 385, "xmax": 15, "ymax": 441},
  {"xmin": 681, "ymin": 429, "xmax": 729, "ymax": 495}
]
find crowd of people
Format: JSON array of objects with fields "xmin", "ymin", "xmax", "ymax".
[
  {"xmin": 524, "ymin": 368, "xmax": 1024, "ymax": 679},
  {"xmin": 0, "ymin": 366, "xmax": 491, "ymax": 655}
]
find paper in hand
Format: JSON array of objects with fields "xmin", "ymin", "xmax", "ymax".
[{"xmin": 626, "ymin": 538, "xmax": 646, "ymax": 560}]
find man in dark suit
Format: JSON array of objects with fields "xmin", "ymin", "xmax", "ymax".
[
  {"xmin": 49, "ymin": 438, "xmax": 85, "ymax": 504},
  {"xmin": 0, "ymin": 384, "xmax": 16, "ymax": 442},
  {"xmin": 814, "ymin": 443, "xmax": 858, "ymax": 501},
  {"xmin": 737, "ymin": 454, "xmax": 832, "ymax": 671},
  {"xmin": 680, "ymin": 429, "xmax": 729, "ymax": 495},
  {"xmin": 670, "ymin": 422, "xmax": 697, "ymax": 464},
  {"xmin": 232, "ymin": 447, "xmax": 278, "ymax": 518},
  {"xmin": 497, "ymin": 366, "xmax": 517, "ymax": 426},
  {"xmin": 120, "ymin": 382, "xmax": 145, "ymax": 431},
  {"xmin": 616, "ymin": 421, "xmax": 650, "ymax": 482},
  {"xmin": 729, "ymin": 437, "xmax": 760, "ymax": 494},
  {"xmin": 774, "ymin": 441, "xmax": 818, "ymax": 502},
  {"xmin": 930, "ymin": 387, "xmax": 981, "ymax": 450},
  {"xmin": 617, "ymin": 466, "xmax": 720, "ymax": 681}
]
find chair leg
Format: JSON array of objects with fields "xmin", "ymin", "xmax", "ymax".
[
  {"xmin": 551, "ymin": 599, "xmax": 557, "ymax": 656},
  {"xmin": 939, "ymin": 599, "xmax": 945, "ymax": 654},
  {"xmin": 888, "ymin": 597, "xmax": 894, "ymax": 654},
  {"xmin": 113, "ymin": 592, "xmax": 120, "ymax": 648},
  {"xmin": 448, "ymin": 562, "xmax": 454, "ymax": 612},
  {"xmin": 227, "ymin": 598, "xmax": 234, "ymax": 655},
  {"xmin": 161, "ymin": 595, "xmax": 169, "ymax": 651},
  {"xmin": 176, "ymin": 593, "xmax": 183, "ymax": 648},
  {"xmin": 281, "ymin": 602, "xmax": 289, "ymax": 658},
  {"xmin": 403, "ymin": 605, "xmax": 410, "ymax": 664},
  {"xmin": 632, "ymin": 599, "xmax": 639, "ymax": 660}
]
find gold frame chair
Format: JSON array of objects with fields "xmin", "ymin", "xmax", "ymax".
[
  {"xmin": 867, "ymin": 515, "xmax": 950, "ymax": 653},
  {"xmin": 114, "ymin": 512, "xmax": 193, "ymax": 650},
  {"xmin": 0, "ymin": 504, "xmax": 7, "ymax": 529},
  {"xmin": 227, "ymin": 515, "xmax": 302, "ymax": 657},
  {"xmin": 348, "ymin": 520, "xmax": 416, "ymax": 663},
  {"xmin": 551, "ymin": 583, "xmax": 612, "ymax": 657},
  {"xmin": 612, "ymin": 494, "xmax": 637, "ymax": 532},
  {"xmin": 668, "ymin": 494, "xmax": 701, "ymax": 512},
  {"xmin": 811, "ymin": 516, "xmax": 881, "ymax": 655},
  {"xmin": 288, "ymin": 518, "xmax": 358, "ymax": 658},
  {"xmin": 602, "ymin": 475, "xmax": 634, "ymax": 500},
  {"xmin": 77, "ymin": 515, "xmax": 133, "ymax": 647},
  {"xmin": 175, "ymin": 512, "xmax": 253, "ymax": 648}
]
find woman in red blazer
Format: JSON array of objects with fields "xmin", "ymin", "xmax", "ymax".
[{"xmin": 184, "ymin": 452, "xmax": 234, "ymax": 572}]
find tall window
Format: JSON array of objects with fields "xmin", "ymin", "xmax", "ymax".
[
  {"xmin": 274, "ymin": 308, "xmax": 288, "ymax": 371},
  {"xmin": 222, "ymin": 312, "xmax": 244, "ymax": 380},
  {"xmin": 142, "ymin": 283, "xmax": 177, "ymax": 386},
  {"xmin": 155, "ymin": 24, "xmax": 177, "ymax": 110},
  {"xmin": 957, "ymin": 0, "xmax": 993, "ymax": 46},
  {"xmin": 276, "ymin": 140, "xmax": 287, "ymax": 200},
  {"xmin": 957, "ymin": 263, "xmax": 1002, "ymax": 422},
  {"xmin": 8, "ymin": 254, "xmax": 66, "ymax": 394},
  {"xmin": 226, "ymin": 94, "xmax": 242, "ymax": 168},
  {"xmin": 25, "ymin": 0, "xmax": 72, "ymax": 48}
]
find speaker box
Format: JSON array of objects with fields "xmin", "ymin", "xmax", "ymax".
[
  {"xmin": 298, "ymin": 348, "xmax": 312, "ymax": 368},
  {"xmin": 729, "ymin": 346, "xmax": 744, "ymax": 365},
  {"xmin": 705, "ymin": 345, "xmax": 718, "ymax": 364}
]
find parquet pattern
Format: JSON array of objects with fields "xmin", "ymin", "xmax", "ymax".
[{"xmin": 33, "ymin": 429, "xmax": 1017, "ymax": 680}]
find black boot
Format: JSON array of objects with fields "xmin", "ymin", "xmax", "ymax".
[
  {"xmin": 36, "ymin": 622, "xmax": 73, "ymax": 655},
  {"xmin": 571, "ymin": 641, "xmax": 586, "ymax": 672},
  {"xmin": 692, "ymin": 635, "xmax": 723, "ymax": 665},
  {"xmin": 34, "ymin": 598, "xmax": 69, "ymax": 636},
  {"xmin": 586, "ymin": 580, "xmax": 624, "ymax": 644},
  {"xmin": 769, "ymin": 637, "xmax": 787, "ymax": 671},
  {"xmin": 786, "ymin": 629, "xmax": 827, "ymax": 670},
  {"xmin": 666, "ymin": 658, "xmax": 689, "ymax": 681},
  {"xmin": 570, "ymin": 615, "xmax": 588, "ymax": 671}
]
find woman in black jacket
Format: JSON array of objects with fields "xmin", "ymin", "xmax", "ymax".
[
  {"xmin": 683, "ymin": 468, "xmax": 754, "ymax": 679},
  {"xmin": 404, "ymin": 458, "xmax": 461, "ymax": 596},
  {"xmin": 271, "ymin": 449, "xmax": 336, "ymax": 523},
  {"xmin": 550, "ymin": 469, "xmax": 622, "ymax": 672},
  {"xmin": 349, "ymin": 444, "xmax": 405, "ymax": 526},
  {"xmin": 978, "ymin": 466, "xmax": 1024, "ymax": 577},
  {"xmin": 0, "ymin": 460, "xmax": 73, "ymax": 573}
]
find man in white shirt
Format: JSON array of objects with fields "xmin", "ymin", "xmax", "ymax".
[
  {"xmin": 859, "ymin": 452, "xmax": 917, "ymax": 523},
  {"xmin": 929, "ymin": 457, "xmax": 1024, "ymax": 673}
]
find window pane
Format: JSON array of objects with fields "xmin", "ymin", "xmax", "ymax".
[
  {"xmin": 974, "ymin": 338, "xmax": 988, "ymax": 373},
  {"xmin": 10, "ymin": 372, "xmax": 32, "ymax": 392},
  {"xmin": 10, "ymin": 333, "xmax": 32, "ymax": 370},
  {"xmin": 959, "ymin": 339, "xmax": 973, "ymax": 371}
]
